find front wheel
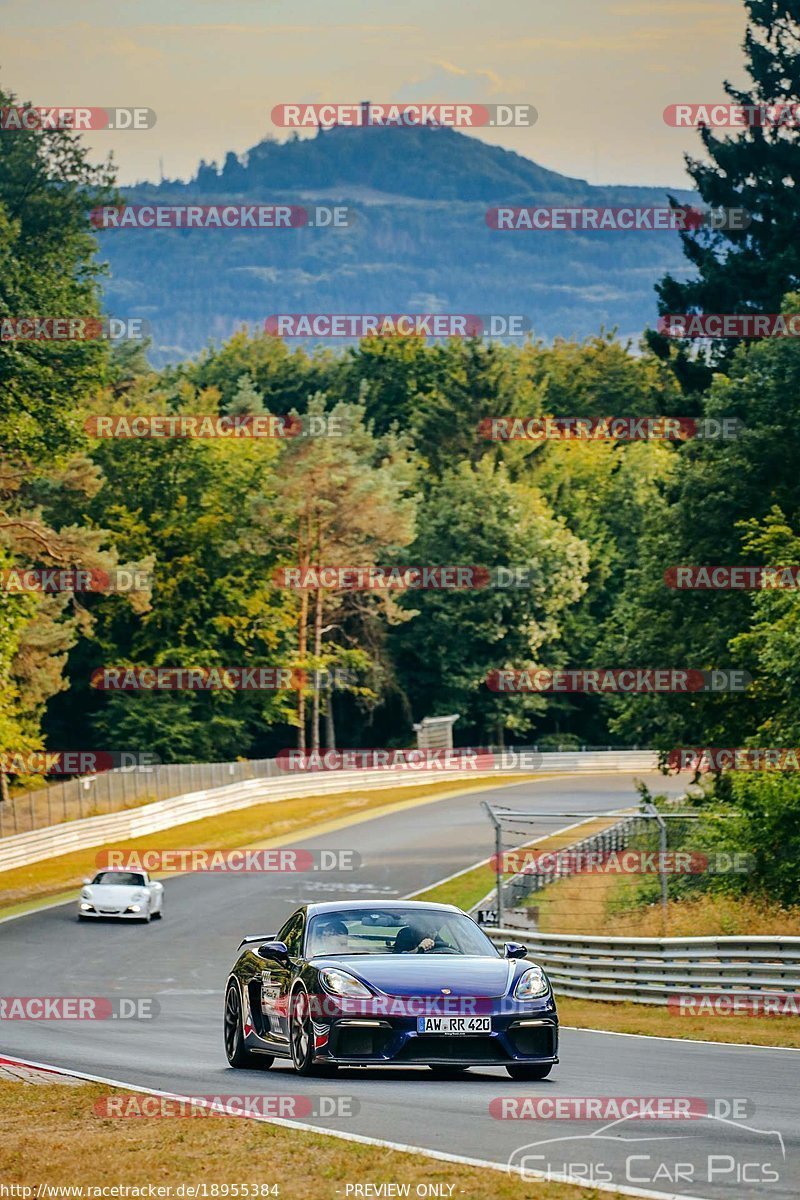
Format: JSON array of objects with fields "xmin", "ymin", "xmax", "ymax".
[
  {"xmin": 289, "ymin": 986, "xmax": 333, "ymax": 1076},
  {"xmin": 289, "ymin": 986, "xmax": 316, "ymax": 1075},
  {"xmin": 506, "ymin": 1062, "xmax": 553, "ymax": 1080},
  {"xmin": 224, "ymin": 981, "xmax": 273, "ymax": 1070}
]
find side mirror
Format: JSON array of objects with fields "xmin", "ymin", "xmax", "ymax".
[
  {"xmin": 151, "ymin": 881, "xmax": 164, "ymax": 890},
  {"xmin": 82, "ymin": 878, "xmax": 92, "ymax": 886},
  {"xmin": 258, "ymin": 940, "xmax": 290, "ymax": 961},
  {"xmin": 504, "ymin": 941, "xmax": 528, "ymax": 960}
]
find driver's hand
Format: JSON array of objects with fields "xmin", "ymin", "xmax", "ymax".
[{"xmin": 417, "ymin": 937, "xmax": 435, "ymax": 952}]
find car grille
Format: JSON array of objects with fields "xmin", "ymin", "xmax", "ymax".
[
  {"xmin": 397, "ymin": 1036, "xmax": 508, "ymax": 1062},
  {"xmin": 330, "ymin": 1026, "xmax": 394, "ymax": 1058}
]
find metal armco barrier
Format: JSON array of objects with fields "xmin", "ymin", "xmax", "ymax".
[
  {"xmin": 486, "ymin": 928, "xmax": 800, "ymax": 1004},
  {"xmin": 0, "ymin": 750, "xmax": 657, "ymax": 870}
]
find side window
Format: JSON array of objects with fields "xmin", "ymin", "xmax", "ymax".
[{"xmin": 277, "ymin": 913, "xmax": 305, "ymax": 958}]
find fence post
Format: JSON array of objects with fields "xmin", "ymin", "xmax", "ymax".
[{"xmin": 644, "ymin": 802, "xmax": 668, "ymax": 934}]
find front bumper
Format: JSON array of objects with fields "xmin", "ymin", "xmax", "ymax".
[
  {"xmin": 315, "ymin": 1005, "xmax": 558, "ymax": 1066},
  {"xmin": 78, "ymin": 904, "xmax": 147, "ymax": 919}
]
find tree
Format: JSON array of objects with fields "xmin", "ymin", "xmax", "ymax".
[
  {"xmin": 649, "ymin": 2, "xmax": 800, "ymax": 379},
  {"xmin": 276, "ymin": 394, "xmax": 418, "ymax": 751},
  {"xmin": 605, "ymin": 296, "xmax": 800, "ymax": 750},
  {"xmin": 392, "ymin": 458, "xmax": 588, "ymax": 742},
  {"xmin": 0, "ymin": 84, "xmax": 120, "ymax": 796}
]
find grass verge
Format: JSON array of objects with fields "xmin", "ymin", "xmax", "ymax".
[
  {"xmin": 0, "ymin": 1079, "xmax": 604, "ymax": 1200},
  {"xmin": 559, "ymin": 996, "xmax": 800, "ymax": 1048},
  {"xmin": 0, "ymin": 775, "xmax": 537, "ymax": 915}
]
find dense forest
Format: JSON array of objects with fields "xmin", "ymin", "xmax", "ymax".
[{"xmin": 2, "ymin": 1, "xmax": 800, "ymax": 905}]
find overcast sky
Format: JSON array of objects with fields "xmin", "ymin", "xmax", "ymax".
[{"xmin": 2, "ymin": 0, "xmax": 749, "ymax": 188}]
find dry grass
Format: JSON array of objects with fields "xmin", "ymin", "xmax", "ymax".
[
  {"xmin": 531, "ymin": 871, "xmax": 800, "ymax": 936},
  {"xmin": 0, "ymin": 1080, "xmax": 605, "ymax": 1200},
  {"xmin": 413, "ymin": 815, "xmax": 624, "ymax": 912},
  {"xmin": 559, "ymin": 996, "xmax": 800, "ymax": 1047},
  {"xmin": 0, "ymin": 775, "xmax": 534, "ymax": 914}
]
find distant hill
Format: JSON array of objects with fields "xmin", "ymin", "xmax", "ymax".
[{"xmin": 99, "ymin": 124, "xmax": 696, "ymax": 365}]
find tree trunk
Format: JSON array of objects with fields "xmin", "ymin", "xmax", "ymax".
[
  {"xmin": 0, "ymin": 771, "xmax": 8, "ymax": 835},
  {"xmin": 297, "ymin": 589, "xmax": 309, "ymax": 751},
  {"xmin": 325, "ymin": 677, "xmax": 336, "ymax": 750},
  {"xmin": 311, "ymin": 587, "xmax": 324, "ymax": 752}
]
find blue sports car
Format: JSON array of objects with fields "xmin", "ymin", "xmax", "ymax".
[{"xmin": 224, "ymin": 900, "xmax": 558, "ymax": 1078}]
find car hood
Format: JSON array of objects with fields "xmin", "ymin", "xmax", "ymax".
[
  {"xmin": 85, "ymin": 885, "xmax": 143, "ymax": 902},
  {"xmin": 321, "ymin": 955, "xmax": 516, "ymax": 998}
]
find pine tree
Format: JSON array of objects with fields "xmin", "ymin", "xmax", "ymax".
[{"xmin": 649, "ymin": 1, "xmax": 800, "ymax": 381}]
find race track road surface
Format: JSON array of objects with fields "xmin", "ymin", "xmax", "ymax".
[{"xmin": 1, "ymin": 773, "xmax": 796, "ymax": 1200}]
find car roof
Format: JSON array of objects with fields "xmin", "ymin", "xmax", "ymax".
[{"xmin": 304, "ymin": 900, "xmax": 461, "ymax": 916}]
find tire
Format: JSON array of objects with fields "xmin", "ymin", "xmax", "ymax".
[
  {"xmin": 506, "ymin": 1063, "xmax": 553, "ymax": 1080},
  {"xmin": 428, "ymin": 1065, "xmax": 470, "ymax": 1078},
  {"xmin": 151, "ymin": 909, "xmax": 163, "ymax": 920},
  {"xmin": 224, "ymin": 980, "xmax": 273, "ymax": 1070},
  {"xmin": 290, "ymin": 985, "xmax": 328, "ymax": 1076}
]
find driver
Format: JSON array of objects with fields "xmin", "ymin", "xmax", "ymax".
[
  {"xmin": 393, "ymin": 919, "xmax": 443, "ymax": 953},
  {"xmin": 315, "ymin": 917, "xmax": 349, "ymax": 953}
]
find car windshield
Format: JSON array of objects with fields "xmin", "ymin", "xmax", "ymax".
[
  {"xmin": 306, "ymin": 908, "xmax": 499, "ymax": 958},
  {"xmin": 91, "ymin": 871, "xmax": 146, "ymax": 887}
]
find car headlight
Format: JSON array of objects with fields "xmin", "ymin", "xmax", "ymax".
[
  {"xmin": 319, "ymin": 969, "xmax": 372, "ymax": 998},
  {"xmin": 80, "ymin": 889, "xmax": 92, "ymax": 900},
  {"xmin": 131, "ymin": 891, "xmax": 147, "ymax": 902},
  {"xmin": 513, "ymin": 966, "xmax": 549, "ymax": 1000}
]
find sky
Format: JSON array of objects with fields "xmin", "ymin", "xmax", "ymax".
[{"xmin": 1, "ymin": 0, "xmax": 749, "ymax": 188}]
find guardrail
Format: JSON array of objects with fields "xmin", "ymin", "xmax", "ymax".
[
  {"xmin": 0, "ymin": 749, "xmax": 658, "ymax": 871},
  {"xmin": 0, "ymin": 768, "xmax": 487, "ymax": 873},
  {"xmin": 485, "ymin": 928, "xmax": 800, "ymax": 1004},
  {"xmin": 0, "ymin": 747, "xmax": 657, "ymax": 838}
]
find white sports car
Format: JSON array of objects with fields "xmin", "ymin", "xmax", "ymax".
[{"xmin": 78, "ymin": 869, "xmax": 164, "ymax": 923}]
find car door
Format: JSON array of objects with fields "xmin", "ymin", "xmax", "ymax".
[{"xmin": 259, "ymin": 911, "xmax": 304, "ymax": 1045}]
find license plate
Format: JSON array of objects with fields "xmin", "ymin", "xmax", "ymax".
[{"xmin": 416, "ymin": 1016, "xmax": 492, "ymax": 1034}]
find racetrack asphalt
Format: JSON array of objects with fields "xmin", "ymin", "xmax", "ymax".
[{"xmin": 1, "ymin": 771, "xmax": 796, "ymax": 1200}]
